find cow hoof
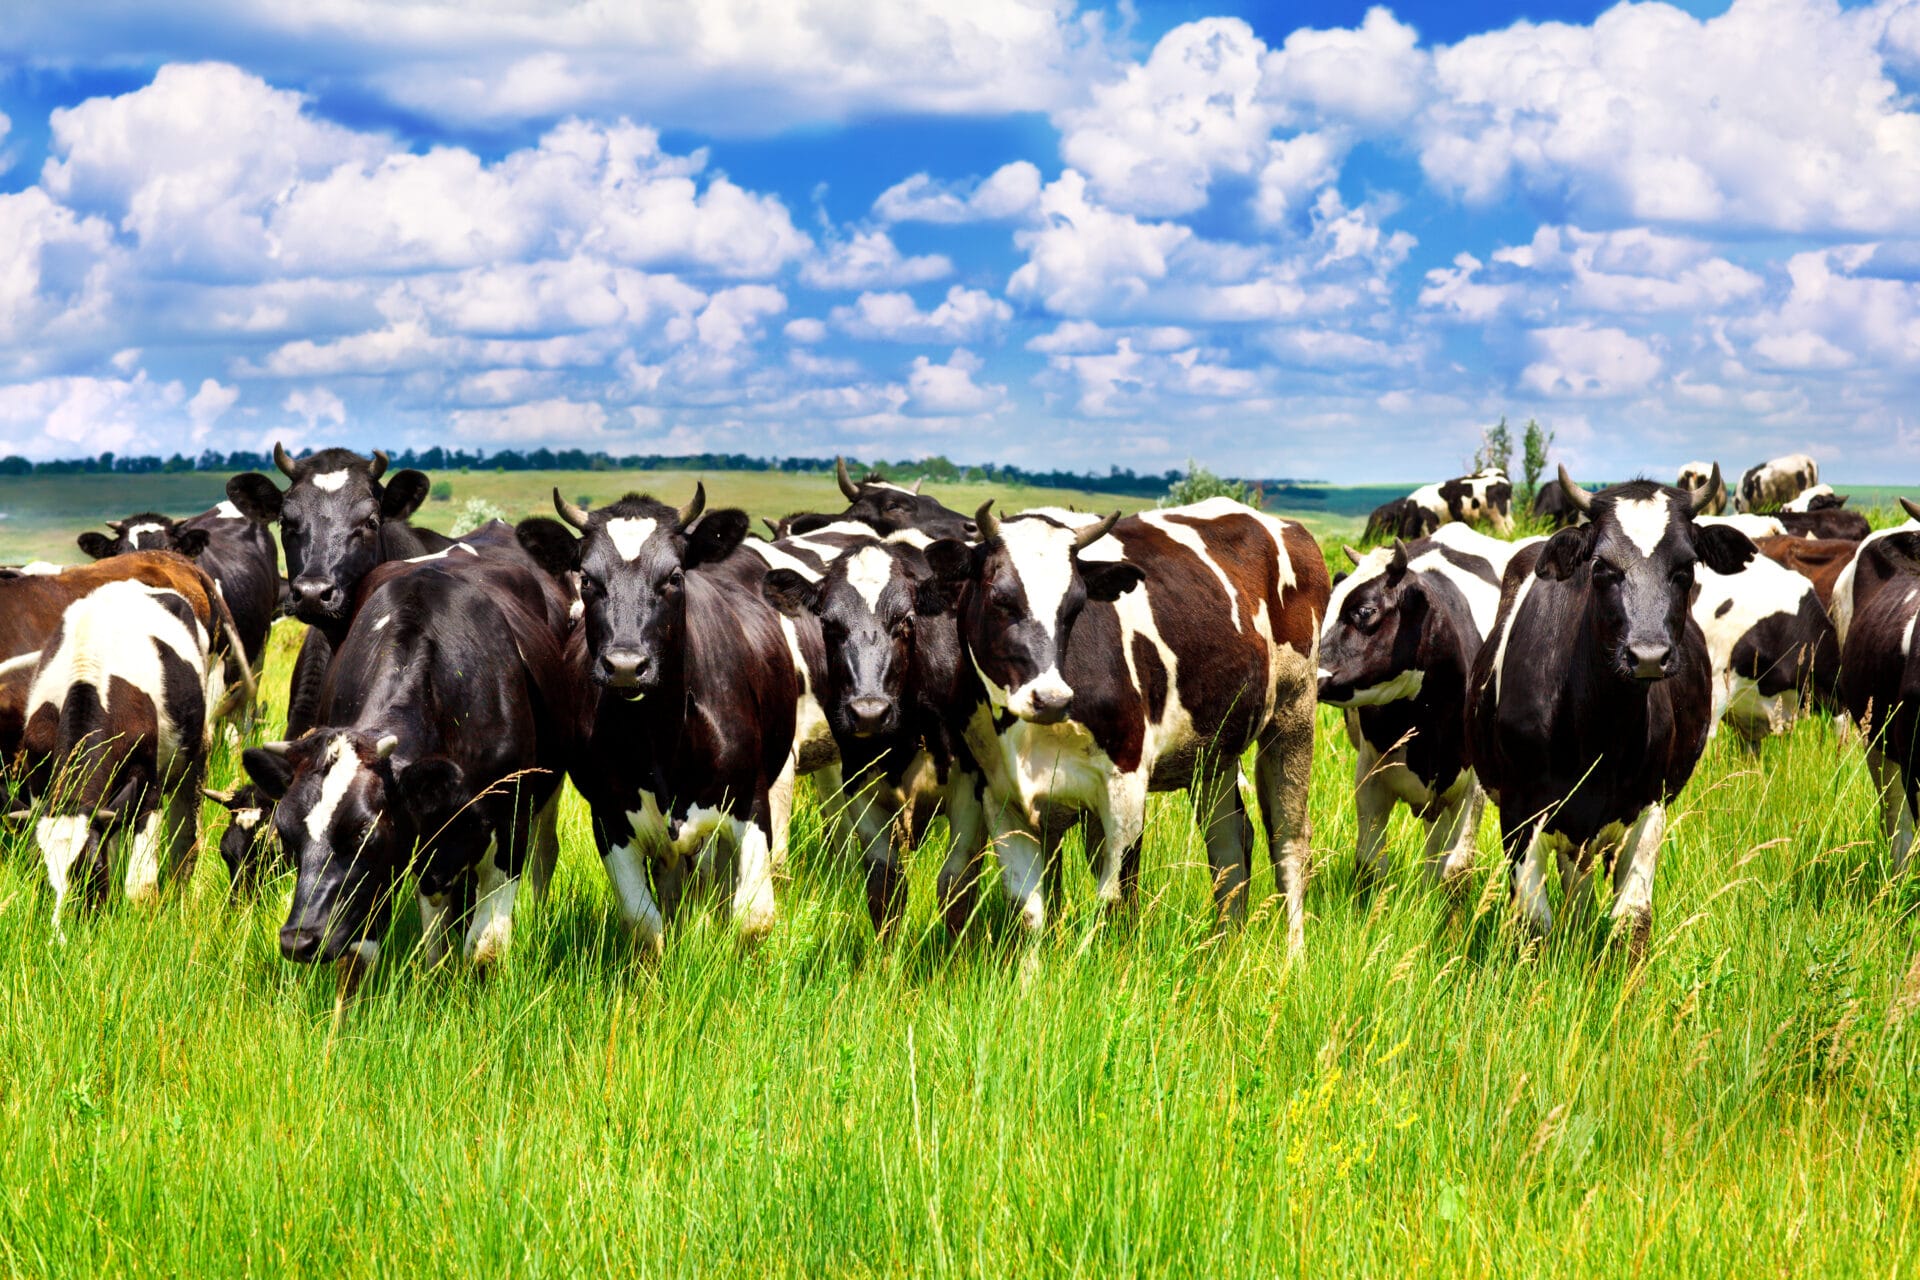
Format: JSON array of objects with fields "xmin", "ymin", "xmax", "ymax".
[{"xmin": 468, "ymin": 922, "xmax": 512, "ymax": 968}]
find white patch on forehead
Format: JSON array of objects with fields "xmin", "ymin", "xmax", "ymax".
[
  {"xmin": 844, "ymin": 546, "xmax": 895, "ymax": 612},
  {"xmin": 606, "ymin": 517, "xmax": 658, "ymax": 561},
  {"xmin": 1613, "ymin": 494, "xmax": 1672, "ymax": 558},
  {"xmin": 214, "ymin": 501, "xmax": 243, "ymax": 520},
  {"xmin": 310, "ymin": 470, "xmax": 349, "ymax": 493},
  {"xmin": 232, "ymin": 808, "xmax": 263, "ymax": 832},
  {"xmin": 1000, "ymin": 519, "xmax": 1079, "ymax": 642},
  {"xmin": 126, "ymin": 522, "xmax": 167, "ymax": 549},
  {"xmin": 306, "ymin": 736, "xmax": 365, "ymax": 848},
  {"xmin": 1321, "ymin": 549, "xmax": 1392, "ymax": 647}
]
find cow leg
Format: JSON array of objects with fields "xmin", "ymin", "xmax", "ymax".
[
  {"xmin": 162, "ymin": 776, "xmax": 201, "ymax": 892},
  {"xmin": 1506, "ymin": 817, "xmax": 1554, "ymax": 940},
  {"xmin": 1352, "ymin": 745, "xmax": 1395, "ymax": 899},
  {"xmin": 1422, "ymin": 781, "xmax": 1482, "ymax": 896},
  {"xmin": 418, "ymin": 889, "xmax": 457, "ymax": 967},
  {"xmin": 600, "ymin": 826, "xmax": 667, "ymax": 956},
  {"xmin": 767, "ymin": 754, "xmax": 799, "ymax": 872},
  {"xmin": 37, "ymin": 817, "xmax": 94, "ymax": 939},
  {"xmin": 1866, "ymin": 748, "xmax": 1916, "ymax": 873},
  {"xmin": 850, "ymin": 783, "xmax": 904, "ymax": 933},
  {"xmin": 729, "ymin": 814, "xmax": 777, "ymax": 939},
  {"xmin": 1609, "ymin": 804, "xmax": 1666, "ymax": 962},
  {"xmin": 938, "ymin": 773, "xmax": 988, "ymax": 935},
  {"xmin": 992, "ymin": 808, "xmax": 1048, "ymax": 935},
  {"xmin": 1255, "ymin": 695, "xmax": 1316, "ymax": 958},
  {"xmin": 466, "ymin": 838, "xmax": 521, "ymax": 965},
  {"xmin": 524, "ymin": 787, "xmax": 562, "ymax": 902},
  {"xmin": 123, "ymin": 806, "xmax": 166, "ymax": 908}
]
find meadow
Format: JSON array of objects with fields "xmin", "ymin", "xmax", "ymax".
[{"xmin": 0, "ymin": 471, "xmax": 1917, "ymax": 1276}]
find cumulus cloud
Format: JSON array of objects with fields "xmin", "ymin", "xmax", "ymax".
[
  {"xmin": 447, "ymin": 397, "xmax": 611, "ymax": 443},
  {"xmin": 284, "ymin": 386, "xmax": 347, "ymax": 432},
  {"xmin": 801, "ymin": 229, "xmax": 952, "ymax": 289},
  {"xmin": 0, "ymin": 188, "xmax": 119, "ymax": 364},
  {"xmin": 831, "ymin": 285, "xmax": 1011, "ymax": 343},
  {"xmin": 905, "ymin": 348, "xmax": 1007, "ymax": 416},
  {"xmin": 0, "ymin": 372, "xmax": 192, "ymax": 459},
  {"xmin": 1521, "ymin": 324, "xmax": 1663, "ymax": 398},
  {"xmin": 1423, "ymin": 225, "xmax": 1765, "ymax": 323},
  {"xmin": 872, "ymin": 161, "xmax": 1043, "ymax": 224}
]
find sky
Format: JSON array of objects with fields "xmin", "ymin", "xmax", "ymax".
[{"xmin": 2, "ymin": 0, "xmax": 1919, "ymax": 482}]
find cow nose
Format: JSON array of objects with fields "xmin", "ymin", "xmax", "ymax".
[
  {"xmin": 279, "ymin": 924, "xmax": 323, "ymax": 964},
  {"xmin": 849, "ymin": 696, "xmax": 891, "ymax": 735},
  {"xmin": 1028, "ymin": 687, "xmax": 1072, "ymax": 724},
  {"xmin": 962, "ymin": 520, "xmax": 980, "ymax": 539},
  {"xmin": 1628, "ymin": 644, "xmax": 1671, "ymax": 681},
  {"xmin": 600, "ymin": 650, "xmax": 649, "ymax": 687},
  {"xmin": 289, "ymin": 576, "xmax": 342, "ymax": 614}
]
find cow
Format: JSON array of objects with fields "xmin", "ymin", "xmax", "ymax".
[
  {"xmin": 1676, "ymin": 462, "xmax": 1728, "ymax": 516},
  {"xmin": 1404, "ymin": 468, "xmax": 1515, "ymax": 537},
  {"xmin": 1835, "ymin": 497, "xmax": 1920, "ymax": 875},
  {"xmin": 1735, "ymin": 453, "xmax": 1819, "ymax": 513},
  {"xmin": 760, "ymin": 532, "xmax": 983, "ymax": 931},
  {"xmin": 1319, "ymin": 524, "xmax": 1530, "ymax": 898},
  {"xmin": 1531, "ymin": 478, "xmax": 1589, "ymax": 530},
  {"xmin": 1692, "ymin": 553, "xmax": 1838, "ymax": 748},
  {"xmin": 515, "ymin": 487, "xmax": 797, "ymax": 952},
  {"xmin": 770, "ymin": 457, "xmax": 980, "ymax": 542},
  {"xmin": 1778, "ymin": 507, "xmax": 1871, "ymax": 542},
  {"xmin": 77, "ymin": 502, "xmax": 281, "ymax": 676},
  {"xmin": 7, "ymin": 573, "xmax": 228, "ymax": 932},
  {"xmin": 1467, "ymin": 469, "xmax": 1755, "ymax": 959},
  {"xmin": 1362, "ymin": 497, "xmax": 1441, "ymax": 544},
  {"xmin": 1756, "ymin": 535, "xmax": 1856, "ymax": 610},
  {"xmin": 1782, "ymin": 484, "xmax": 1839, "ymax": 513},
  {"xmin": 919, "ymin": 497, "xmax": 1329, "ymax": 954},
  {"xmin": 201, "ymin": 782, "xmax": 286, "ymax": 896},
  {"xmin": 1699, "ymin": 513, "xmax": 1787, "ymax": 541},
  {"xmin": 239, "ymin": 553, "xmax": 575, "ymax": 976}
]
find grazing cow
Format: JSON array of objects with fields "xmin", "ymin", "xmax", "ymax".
[
  {"xmin": 1778, "ymin": 507, "xmax": 1871, "ymax": 542},
  {"xmin": 202, "ymin": 782, "xmax": 286, "ymax": 895},
  {"xmin": 516, "ymin": 487, "xmax": 797, "ymax": 951},
  {"xmin": 1676, "ymin": 462, "xmax": 1728, "ymax": 515},
  {"xmin": 1692, "ymin": 554, "xmax": 1838, "ymax": 747},
  {"xmin": 1362, "ymin": 497, "xmax": 1441, "ymax": 544},
  {"xmin": 761, "ymin": 533, "xmax": 983, "ymax": 931},
  {"xmin": 1699, "ymin": 513, "xmax": 1787, "ymax": 541},
  {"xmin": 1319, "ymin": 524, "xmax": 1529, "ymax": 896},
  {"xmin": 9, "ymin": 577, "xmax": 223, "ymax": 931},
  {"xmin": 1735, "ymin": 453, "xmax": 1819, "ymax": 513},
  {"xmin": 1782, "ymin": 484, "xmax": 1837, "ymax": 513},
  {"xmin": 1531, "ymin": 478, "xmax": 1589, "ymax": 530},
  {"xmin": 1756, "ymin": 535, "xmax": 1856, "ymax": 610},
  {"xmin": 1405, "ymin": 468, "xmax": 1515, "ymax": 537},
  {"xmin": 240, "ymin": 553, "xmax": 575, "ymax": 973},
  {"xmin": 772, "ymin": 458, "xmax": 980, "ymax": 541},
  {"xmin": 921, "ymin": 498, "xmax": 1329, "ymax": 953},
  {"xmin": 1467, "ymin": 470, "xmax": 1755, "ymax": 958},
  {"xmin": 1835, "ymin": 498, "xmax": 1920, "ymax": 873},
  {"xmin": 77, "ymin": 503, "xmax": 280, "ymax": 674}
]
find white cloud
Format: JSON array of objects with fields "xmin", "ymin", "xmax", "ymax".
[
  {"xmin": 905, "ymin": 348, "xmax": 1006, "ymax": 416},
  {"xmin": 832, "ymin": 285, "xmax": 1011, "ymax": 343},
  {"xmin": 283, "ymin": 386, "xmax": 347, "ymax": 432},
  {"xmin": 1423, "ymin": 225, "xmax": 1765, "ymax": 322},
  {"xmin": 1262, "ymin": 8, "xmax": 1427, "ymax": 130},
  {"xmin": 801, "ymin": 229, "xmax": 952, "ymax": 289},
  {"xmin": 0, "ymin": 188, "xmax": 118, "ymax": 362},
  {"xmin": 186, "ymin": 378, "xmax": 239, "ymax": 439},
  {"xmin": 0, "ymin": 372, "xmax": 190, "ymax": 459},
  {"xmin": 688, "ymin": 285, "xmax": 787, "ymax": 351},
  {"xmin": 784, "ymin": 317, "xmax": 829, "ymax": 344},
  {"xmin": 1520, "ymin": 324, "xmax": 1663, "ymax": 398},
  {"xmin": 447, "ymin": 397, "xmax": 611, "ymax": 443},
  {"xmin": 872, "ymin": 161, "xmax": 1043, "ymax": 223},
  {"xmin": 1039, "ymin": 335, "xmax": 1265, "ymax": 417},
  {"xmin": 1740, "ymin": 245, "xmax": 1920, "ymax": 371},
  {"xmin": 1026, "ymin": 320, "xmax": 1195, "ymax": 355}
]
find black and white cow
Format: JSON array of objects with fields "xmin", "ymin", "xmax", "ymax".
[
  {"xmin": 1735, "ymin": 453, "xmax": 1819, "ymax": 513},
  {"xmin": 202, "ymin": 782, "xmax": 285, "ymax": 896},
  {"xmin": 1835, "ymin": 498, "xmax": 1920, "ymax": 876},
  {"xmin": 1405, "ymin": 468, "xmax": 1515, "ymax": 537},
  {"xmin": 1531, "ymin": 477, "xmax": 1589, "ymax": 530},
  {"xmin": 771, "ymin": 458, "xmax": 980, "ymax": 542},
  {"xmin": 1319, "ymin": 524, "xmax": 1530, "ymax": 896},
  {"xmin": 922, "ymin": 498, "xmax": 1330, "ymax": 952},
  {"xmin": 1692, "ymin": 553, "xmax": 1838, "ymax": 747},
  {"xmin": 761, "ymin": 532, "xmax": 983, "ymax": 931},
  {"xmin": 516, "ymin": 488, "xmax": 797, "ymax": 951},
  {"xmin": 1467, "ymin": 470, "xmax": 1755, "ymax": 958},
  {"xmin": 240, "ymin": 553, "xmax": 575, "ymax": 974},
  {"xmin": 1362, "ymin": 497, "xmax": 1441, "ymax": 544},
  {"xmin": 76, "ymin": 503, "xmax": 280, "ymax": 673},
  {"xmin": 10, "ymin": 577, "xmax": 218, "ymax": 931},
  {"xmin": 1676, "ymin": 462, "xmax": 1728, "ymax": 516},
  {"xmin": 1777, "ymin": 505, "xmax": 1871, "ymax": 542}
]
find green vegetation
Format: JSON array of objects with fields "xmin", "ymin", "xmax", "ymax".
[
  {"xmin": 0, "ymin": 559, "xmax": 1916, "ymax": 1274},
  {"xmin": 1163, "ymin": 459, "xmax": 1252, "ymax": 506}
]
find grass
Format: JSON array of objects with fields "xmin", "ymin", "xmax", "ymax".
[{"xmin": 2, "ymin": 593, "xmax": 1918, "ymax": 1276}]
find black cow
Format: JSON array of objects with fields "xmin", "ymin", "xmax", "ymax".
[
  {"xmin": 762, "ymin": 533, "xmax": 982, "ymax": 931},
  {"xmin": 516, "ymin": 487, "xmax": 797, "ymax": 951},
  {"xmin": 240, "ymin": 553, "xmax": 575, "ymax": 977},
  {"xmin": 1836, "ymin": 497, "xmax": 1920, "ymax": 877},
  {"xmin": 1531, "ymin": 477, "xmax": 1589, "ymax": 530},
  {"xmin": 1362, "ymin": 497, "xmax": 1441, "ymax": 544},
  {"xmin": 1467, "ymin": 469, "xmax": 1754, "ymax": 959},
  {"xmin": 771, "ymin": 457, "xmax": 980, "ymax": 541},
  {"xmin": 77, "ymin": 503, "xmax": 280, "ymax": 676},
  {"xmin": 1778, "ymin": 506, "xmax": 1870, "ymax": 542},
  {"xmin": 202, "ymin": 782, "xmax": 286, "ymax": 896}
]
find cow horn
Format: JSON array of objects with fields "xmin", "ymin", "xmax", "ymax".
[
  {"xmin": 90, "ymin": 808, "xmax": 118, "ymax": 828},
  {"xmin": 273, "ymin": 442, "xmax": 296, "ymax": 477},
  {"xmin": 105, "ymin": 519, "xmax": 125, "ymax": 534},
  {"xmin": 374, "ymin": 734, "xmax": 399, "ymax": 760},
  {"xmin": 1343, "ymin": 544, "xmax": 1366, "ymax": 568},
  {"xmin": 202, "ymin": 787, "xmax": 237, "ymax": 805},
  {"xmin": 1902, "ymin": 497, "xmax": 1920, "ymax": 524},
  {"xmin": 5, "ymin": 808, "xmax": 30, "ymax": 823},
  {"xmin": 553, "ymin": 488, "xmax": 591, "ymax": 531},
  {"xmin": 975, "ymin": 501, "xmax": 1000, "ymax": 541},
  {"xmin": 677, "ymin": 482, "xmax": 706, "ymax": 528},
  {"xmin": 369, "ymin": 450, "xmax": 388, "ymax": 481},
  {"xmin": 1688, "ymin": 463, "xmax": 1721, "ymax": 516},
  {"xmin": 836, "ymin": 456, "xmax": 860, "ymax": 500},
  {"xmin": 1073, "ymin": 511, "xmax": 1121, "ymax": 553},
  {"xmin": 258, "ymin": 740, "xmax": 291, "ymax": 757},
  {"xmin": 909, "ymin": 478, "xmax": 924, "ymax": 495},
  {"xmin": 1558, "ymin": 465, "xmax": 1592, "ymax": 515}
]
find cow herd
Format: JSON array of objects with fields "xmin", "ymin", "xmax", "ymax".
[{"xmin": 2, "ymin": 447, "xmax": 1917, "ymax": 985}]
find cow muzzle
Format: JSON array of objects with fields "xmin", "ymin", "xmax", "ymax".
[
  {"xmin": 1008, "ymin": 673, "xmax": 1073, "ymax": 725},
  {"xmin": 596, "ymin": 649, "xmax": 653, "ymax": 695},
  {"xmin": 288, "ymin": 575, "xmax": 345, "ymax": 620},
  {"xmin": 848, "ymin": 695, "xmax": 892, "ymax": 737},
  {"xmin": 1627, "ymin": 643, "xmax": 1672, "ymax": 682}
]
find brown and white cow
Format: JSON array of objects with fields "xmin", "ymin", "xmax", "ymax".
[{"xmin": 1756, "ymin": 535, "xmax": 1857, "ymax": 610}]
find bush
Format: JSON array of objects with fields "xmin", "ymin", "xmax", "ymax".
[
  {"xmin": 450, "ymin": 497, "xmax": 507, "ymax": 535},
  {"xmin": 430, "ymin": 480, "xmax": 453, "ymax": 503},
  {"xmin": 1165, "ymin": 460, "xmax": 1251, "ymax": 507}
]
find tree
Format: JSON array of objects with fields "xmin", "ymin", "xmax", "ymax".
[
  {"xmin": 1474, "ymin": 417, "xmax": 1513, "ymax": 476},
  {"xmin": 1164, "ymin": 459, "xmax": 1251, "ymax": 506},
  {"xmin": 1520, "ymin": 418, "xmax": 1554, "ymax": 503}
]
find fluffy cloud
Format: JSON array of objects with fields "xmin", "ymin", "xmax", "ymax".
[
  {"xmin": 1740, "ymin": 245, "xmax": 1920, "ymax": 371},
  {"xmin": 905, "ymin": 348, "xmax": 1007, "ymax": 416},
  {"xmin": 1423, "ymin": 225, "xmax": 1765, "ymax": 322},
  {"xmin": 801, "ymin": 230, "xmax": 952, "ymax": 289},
  {"xmin": 446, "ymin": 397, "xmax": 612, "ymax": 444},
  {"xmin": 0, "ymin": 188, "xmax": 118, "ymax": 362},
  {"xmin": 1520, "ymin": 324, "xmax": 1663, "ymax": 398},
  {"xmin": 831, "ymin": 285, "xmax": 1011, "ymax": 343},
  {"xmin": 0, "ymin": 372, "xmax": 193, "ymax": 459},
  {"xmin": 283, "ymin": 386, "xmax": 347, "ymax": 432},
  {"xmin": 872, "ymin": 162, "xmax": 1044, "ymax": 224}
]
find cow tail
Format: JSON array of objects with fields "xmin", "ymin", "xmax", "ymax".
[{"xmin": 195, "ymin": 562, "xmax": 259, "ymax": 714}]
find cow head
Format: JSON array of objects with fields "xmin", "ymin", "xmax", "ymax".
[
  {"xmin": 226, "ymin": 444, "xmax": 431, "ymax": 624},
  {"xmin": 1319, "ymin": 541, "xmax": 1430, "ymax": 706},
  {"xmin": 76, "ymin": 513, "xmax": 210, "ymax": 561},
  {"xmin": 204, "ymin": 783, "xmax": 283, "ymax": 896},
  {"xmin": 781, "ymin": 458, "xmax": 980, "ymax": 542},
  {"xmin": 764, "ymin": 540, "xmax": 943, "ymax": 741},
  {"xmin": 515, "ymin": 486, "xmax": 748, "ymax": 697},
  {"xmin": 924, "ymin": 504, "xmax": 1143, "ymax": 724},
  {"xmin": 1537, "ymin": 465, "xmax": 1754, "ymax": 683}
]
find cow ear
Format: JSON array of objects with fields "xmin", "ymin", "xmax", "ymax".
[
  {"xmin": 515, "ymin": 518, "xmax": 579, "ymax": 578},
  {"xmin": 925, "ymin": 539, "xmax": 976, "ymax": 585},
  {"xmin": 784, "ymin": 512, "xmax": 836, "ymax": 537},
  {"xmin": 76, "ymin": 531, "xmax": 116, "ymax": 560},
  {"xmin": 1534, "ymin": 527, "xmax": 1593, "ymax": 581},
  {"xmin": 241, "ymin": 747, "xmax": 296, "ymax": 801},
  {"xmin": 173, "ymin": 528, "xmax": 211, "ymax": 559},
  {"xmin": 1082, "ymin": 561, "xmax": 1145, "ymax": 602},
  {"xmin": 1867, "ymin": 531, "xmax": 1920, "ymax": 578},
  {"xmin": 685, "ymin": 509, "xmax": 748, "ymax": 568},
  {"xmin": 381, "ymin": 470, "xmax": 431, "ymax": 521},
  {"xmin": 915, "ymin": 574, "xmax": 957, "ymax": 616},
  {"xmin": 1693, "ymin": 522, "xmax": 1756, "ymax": 575},
  {"xmin": 394, "ymin": 756, "xmax": 467, "ymax": 822},
  {"xmin": 761, "ymin": 569, "xmax": 820, "ymax": 616},
  {"xmin": 226, "ymin": 473, "xmax": 283, "ymax": 523}
]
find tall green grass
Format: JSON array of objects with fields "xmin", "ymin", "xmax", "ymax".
[{"xmin": 1, "ymin": 619, "xmax": 1917, "ymax": 1276}]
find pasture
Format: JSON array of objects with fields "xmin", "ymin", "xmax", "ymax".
[{"xmin": 2, "ymin": 580, "xmax": 1917, "ymax": 1275}]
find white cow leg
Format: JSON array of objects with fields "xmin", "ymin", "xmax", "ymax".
[
  {"xmin": 1510, "ymin": 820, "xmax": 1554, "ymax": 941},
  {"xmin": 418, "ymin": 889, "xmax": 456, "ymax": 967},
  {"xmin": 938, "ymin": 775, "xmax": 988, "ymax": 935},
  {"xmin": 1353, "ymin": 756, "xmax": 1395, "ymax": 899},
  {"xmin": 1609, "ymin": 804, "xmax": 1666, "ymax": 962},
  {"xmin": 767, "ymin": 757, "xmax": 798, "ymax": 872},
  {"xmin": 731, "ymin": 819, "xmax": 777, "ymax": 939},
  {"xmin": 1423, "ymin": 781, "xmax": 1483, "ymax": 896},
  {"xmin": 124, "ymin": 809, "xmax": 165, "ymax": 907},
  {"xmin": 993, "ymin": 811, "xmax": 1048, "ymax": 936},
  {"xmin": 602, "ymin": 840, "xmax": 665, "ymax": 955},
  {"xmin": 1093, "ymin": 779, "xmax": 1148, "ymax": 912},
  {"xmin": 1866, "ymin": 748, "xmax": 1916, "ymax": 874},
  {"xmin": 465, "ymin": 845, "xmax": 521, "ymax": 965}
]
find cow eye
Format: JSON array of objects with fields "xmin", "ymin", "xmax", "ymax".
[
  {"xmin": 363, "ymin": 513, "xmax": 380, "ymax": 531},
  {"xmin": 1593, "ymin": 562, "xmax": 1623, "ymax": 585},
  {"xmin": 660, "ymin": 568, "xmax": 684, "ymax": 594},
  {"xmin": 579, "ymin": 574, "xmax": 603, "ymax": 598}
]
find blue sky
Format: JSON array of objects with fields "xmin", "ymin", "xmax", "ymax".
[{"xmin": 2, "ymin": 0, "xmax": 1918, "ymax": 482}]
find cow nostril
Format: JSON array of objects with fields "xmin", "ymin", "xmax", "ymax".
[
  {"xmin": 279, "ymin": 926, "xmax": 321, "ymax": 964},
  {"xmin": 849, "ymin": 696, "xmax": 890, "ymax": 729},
  {"xmin": 962, "ymin": 522, "xmax": 979, "ymax": 538}
]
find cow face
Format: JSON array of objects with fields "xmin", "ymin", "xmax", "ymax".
[
  {"xmin": 782, "ymin": 458, "xmax": 980, "ymax": 542},
  {"xmin": 205, "ymin": 783, "xmax": 283, "ymax": 895},
  {"xmin": 1319, "ymin": 542, "xmax": 1427, "ymax": 706},
  {"xmin": 1537, "ymin": 469, "xmax": 1754, "ymax": 683},
  {"xmin": 926, "ymin": 506, "xmax": 1144, "ymax": 724},
  {"xmin": 764, "ymin": 542, "xmax": 939, "ymax": 740},
  {"xmin": 515, "ymin": 487, "xmax": 748, "ymax": 697},
  {"xmin": 77, "ymin": 513, "xmax": 210, "ymax": 561},
  {"xmin": 226, "ymin": 444, "xmax": 431, "ymax": 624}
]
